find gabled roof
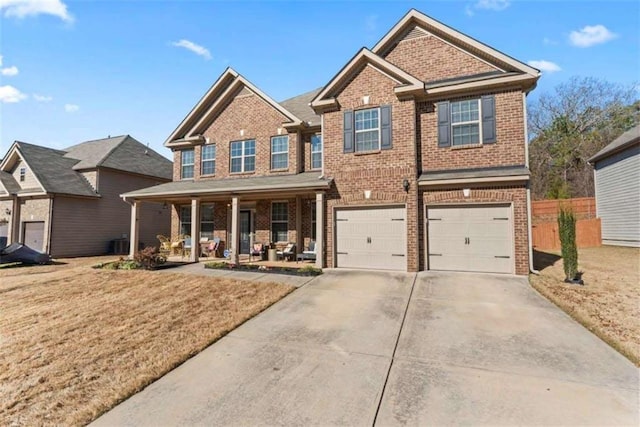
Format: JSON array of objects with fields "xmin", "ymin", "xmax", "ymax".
[
  {"xmin": 589, "ymin": 125, "xmax": 640, "ymax": 164},
  {"xmin": 280, "ymin": 88, "xmax": 322, "ymax": 126},
  {"xmin": 65, "ymin": 135, "xmax": 172, "ymax": 180},
  {"xmin": 310, "ymin": 48, "xmax": 425, "ymax": 111},
  {"xmin": 165, "ymin": 68, "xmax": 306, "ymax": 147},
  {"xmin": 373, "ymin": 9, "xmax": 540, "ymax": 77},
  {"xmin": 0, "ymin": 170, "xmax": 20, "ymax": 195},
  {"xmin": 13, "ymin": 142, "xmax": 98, "ymax": 197}
]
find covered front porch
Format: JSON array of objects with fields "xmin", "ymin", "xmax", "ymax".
[{"xmin": 121, "ymin": 172, "xmax": 332, "ymax": 269}]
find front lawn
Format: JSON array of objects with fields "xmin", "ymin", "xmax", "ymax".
[
  {"xmin": 0, "ymin": 258, "xmax": 294, "ymax": 425},
  {"xmin": 530, "ymin": 246, "xmax": 639, "ymax": 365}
]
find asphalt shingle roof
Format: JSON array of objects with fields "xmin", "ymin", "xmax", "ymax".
[
  {"xmin": 123, "ymin": 171, "xmax": 331, "ymax": 198},
  {"xmin": 0, "ymin": 171, "xmax": 20, "ymax": 195},
  {"xmin": 588, "ymin": 125, "xmax": 640, "ymax": 163},
  {"xmin": 280, "ymin": 88, "xmax": 322, "ymax": 126}
]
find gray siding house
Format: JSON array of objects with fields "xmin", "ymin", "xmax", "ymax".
[
  {"xmin": 589, "ymin": 125, "xmax": 640, "ymax": 247},
  {"xmin": 0, "ymin": 135, "xmax": 172, "ymax": 257}
]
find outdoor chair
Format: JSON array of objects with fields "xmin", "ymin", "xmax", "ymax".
[
  {"xmin": 296, "ymin": 240, "xmax": 317, "ymax": 263},
  {"xmin": 182, "ymin": 236, "xmax": 192, "ymax": 258},
  {"xmin": 157, "ymin": 234, "xmax": 171, "ymax": 256},
  {"xmin": 250, "ymin": 243, "xmax": 263, "ymax": 260},
  {"xmin": 202, "ymin": 237, "xmax": 220, "ymax": 257},
  {"xmin": 277, "ymin": 243, "xmax": 296, "ymax": 262},
  {"xmin": 170, "ymin": 234, "xmax": 185, "ymax": 256}
]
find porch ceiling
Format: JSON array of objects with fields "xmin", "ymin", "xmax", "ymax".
[{"xmin": 122, "ymin": 171, "xmax": 332, "ymax": 201}]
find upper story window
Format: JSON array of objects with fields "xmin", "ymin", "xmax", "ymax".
[
  {"xmin": 311, "ymin": 135, "xmax": 322, "ymax": 169},
  {"xmin": 355, "ymin": 108, "xmax": 380, "ymax": 152},
  {"xmin": 343, "ymin": 105, "xmax": 391, "ymax": 153},
  {"xmin": 230, "ymin": 139, "xmax": 256, "ymax": 173},
  {"xmin": 19, "ymin": 167, "xmax": 26, "ymax": 182},
  {"xmin": 437, "ymin": 96, "xmax": 496, "ymax": 148},
  {"xmin": 201, "ymin": 144, "xmax": 216, "ymax": 175},
  {"xmin": 270, "ymin": 136, "xmax": 289, "ymax": 170},
  {"xmin": 181, "ymin": 149, "xmax": 194, "ymax": 179}
]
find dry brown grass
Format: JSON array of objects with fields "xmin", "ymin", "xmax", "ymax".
[
  {"xmin": 530, "ymin": 246, "xmax": 640, "ymax": 365},
  {"xmin": 0, "ymin": 258, "xmax": 294, "ymax": 426}
]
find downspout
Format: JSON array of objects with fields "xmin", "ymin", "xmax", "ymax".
[
  {"xmin": 320, "ymin": 113, "xmax": 325, "ymax": 178},
  {"xmin": 523, "ymin": 92, "xmax": 539, "ymax": 274},
  {"xmin": 46, "ymin": 196, "xmax": 54, "ymax": 255}
]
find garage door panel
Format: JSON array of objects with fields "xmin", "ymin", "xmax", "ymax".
[
  {"xmin": 336, "ymin": 207, "xmax": 406, "ymax": 271},
  {"xmin": 427, "ymin": 205, "xmax": 513, "ymax": 274}
]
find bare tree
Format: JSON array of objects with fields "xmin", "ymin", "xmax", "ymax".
[{"xmin": 528, "ymin": 76, "xmax": 638, "ymax": 199}]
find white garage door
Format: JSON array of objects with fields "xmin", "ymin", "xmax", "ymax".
[
  {"xmin": 335, "ymin": 206, "xmax": 406, "ymax": 271},
  {"xmin": 427, "ymin": 205, "xmax": 513, "ymax": 274}
]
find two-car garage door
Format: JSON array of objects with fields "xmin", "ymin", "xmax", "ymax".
[
  {"xmin": 335, "ymin": 206, "xmax": 406, "ymax": 271},
  {"xmin": 427, "ymin": 205, "xmax": 513, "ymax": 274}
]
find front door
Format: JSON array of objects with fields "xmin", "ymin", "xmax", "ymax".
[
  {"xmin": 240, "ymin": 211, "xmax": 252, "ymax": 254},
  {"xmin": 23, "ymin": 221, "xmax": 45, "ymax": 252}
]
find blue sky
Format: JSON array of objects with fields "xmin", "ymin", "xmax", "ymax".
[{"xmin": 1, "ymin": 0, "xmax": 638, "ymax": 159}]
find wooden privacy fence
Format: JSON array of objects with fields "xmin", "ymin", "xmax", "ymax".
[{"xmin": 532, "ymin": 197, "xmax": 601, "ymax": 250}]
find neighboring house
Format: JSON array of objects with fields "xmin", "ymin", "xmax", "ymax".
[
  {"xmin": 588, "ymin": 125, "xmax": 640, "ymax": 247},
  {"xmin": 123, "ymin": 9, "xmax": 540, "ymax": 275},
  {"xmin": 0, "ymin": 135, "xmax": 172, "ymax": 257}
]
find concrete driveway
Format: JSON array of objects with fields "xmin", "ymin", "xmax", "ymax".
[{"xmin": 93, "ymin": 271, "xmax": 639, "ymax": 426}]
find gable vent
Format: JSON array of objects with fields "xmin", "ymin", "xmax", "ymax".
[{"xmin": 401, "ymin": 25, "xmax": 429, "ymax": 42}]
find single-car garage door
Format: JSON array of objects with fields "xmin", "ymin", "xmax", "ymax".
[
  {"xmin": 23, "ymin": 221, "xmax": 45, "ymax": 252},
  {"xmin": 335, "ymin": 206, "xmax": 406, "ymax": 271},
  {"xmin": 427, "ymin": 205, "xmax": 513, "ymax": 274}
]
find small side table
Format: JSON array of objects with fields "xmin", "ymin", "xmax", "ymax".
[{"xmin": 267, "ymin": 248, "xmax": 278, "ymax": 262}]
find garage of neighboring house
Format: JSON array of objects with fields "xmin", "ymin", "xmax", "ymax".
[
  {"xmin": 426, "ymin": 204, "xmax": 514, "ymax": 274},
  {"xmin": 22, "ymin": 221, "xmax": 46, "ymax": 252},
  {"xmin": 334, "ymin": 206, "xmax": 407, "ymax": 271}
]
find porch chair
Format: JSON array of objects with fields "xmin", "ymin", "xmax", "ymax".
[
  {"xmin": 182, "ymin": 235, "xmax": 192, "ymax": 258},
  {"xmin": 250, "ymin": 243, "xmax": 263, "ymax": 260},
  {"xmin": 202, "ymin": 237, "xmax": 221, "ymax": 257},
  {"xmin": 277, "ymin": 243, "xmax": 296, "ymax": 262},
  {"xmin": 157, "ymin": 235, "xmax": 171, "ymax": 256},
  {"xmin": 170, "ymin": 234, "xmax": 185, "ymax": 256},
  {"xmin": 296, "ymin": 240, "xmax": 317, "ymax": 263}
]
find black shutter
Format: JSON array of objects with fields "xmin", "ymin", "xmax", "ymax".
[
  {"xmin": 437, "ymin": 101, "xmax": 451, "ymax": 147},
  {"xmin": 343, "ymin": 110, "xmax": 354, "ymax": 153},
  {"xmin": 380, "ymin": 105, "xmax": 392, "ymax": 150},
  {"xmin": 481, "ymin": 95, "xmax": 496, "ymax": 144}
]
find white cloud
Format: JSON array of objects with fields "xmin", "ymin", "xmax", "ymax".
[
  {"xmin": 543, "ymin": 37, "xmax": 557, "ymax": 46},
  {"xmin": 33, "ymin": 93, "xmax": 52, "ymax": 102},
  {"xmin": 465, "ymin": 5, "xmax": 475, "ymax": 16},
  {"xmin": 0, "ymin": 0, "xmax": 73, "ymax": 22},
  {"xmin": 0, "ymin": 55, "xmax": 3, "ymax": 65},
  {"xmin": 64, "ymin": 103, "xmax": 79, "ymax": 112},
  {"xmin": 1, "ymin": 65, "xmax": 18, "ymax": 76},
  {"xmin": 171, "ymin": 39, "xmax": 211, "ymax": 60},
  {"xmin": 0, "ymin": 84, "xmax": 27, "ymax": 103},
  {"xmin": 365, "ymin": 14, "xmax": 378, "ymax": 32},
  {"xmin": 527, "ymin": 60, "xmax": 562, "ymax": 73},
  {"xmin": 474, "ymin": 0, "xmax": 510, "ymax": 11},
  {"xmin": 569, "ymin": 25, "xmax": 617, "ymax": 47}
]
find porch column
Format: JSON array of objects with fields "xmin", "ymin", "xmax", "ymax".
[
  {"xmin": 129, "ymin": 200, "xmax": 140, "ymax": 258},
  {"xmin": 230, "ymin": 196, "xmax": 240, "ymax": 264},
  {"xmin": 315, "ymin": 192, "xmax": 324, "ymax": 269},
  {"xmin": 295, "ymin": 196, "xmax": 302, "ymax": 254},
  {"xmin": 190, "ymin": 198, "xmax": 200, "ymax": 262}
]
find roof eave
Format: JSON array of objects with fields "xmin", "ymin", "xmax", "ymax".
[
  {"xmin": 424, "ymin": 74, "xmax": 538, "ymax": 99},
  {"xmin": 588, "ymin": 139, "xmax": 640, "ymax": 164}
]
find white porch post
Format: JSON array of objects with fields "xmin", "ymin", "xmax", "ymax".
[
  {"xmin": 315, "ymin": 192, "xmax": 324, "ymax": 269},
  {"xmin": 129, "ymin": 200, "xmax": 140, "ymax": 258},
  {"xmin": 190, "ymin": 198, "xmax": 200, "ymax": 262},
  {"xmin": 230, "ymin": 196, "xmax": 240, "ymax": 264},
  {"xmin": 295, "ymin": 196, "xmax": 303, "ymax": 254}
]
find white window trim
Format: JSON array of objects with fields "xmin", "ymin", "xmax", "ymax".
[
  {"xmin": 179, "ymin": 205, "xmax": 192, "ymax": 235},
  {"xmin": 201, "ymin": 144, "xmax": 216, "ymax": 176},
  {"xmin": 354, "ymin": 107, "xmax": 381, "ymax": 152},
  {"xmin": 271, "ymin": 201, "xmax": 288, "ymax": 243},
  {"xmin": 451, "ymin": 99, "xmax": 482, "ymax": 147},
  {"xmin": 19, "ymin": 167, "xmax": 26, "ymax": 182},
  {"xmin": 200, "ymin": 203, "xmax": 215, "ymax": 238},
  {"xmin": 230, "ymin": 140, "xmax": 256, "ymax": 173},
  {"xmin": 311, "ymin": 134, "xmax": 322, "ymax": 170},
  {"xmin": 270, "ymin": 136, "xmax": 289, "ymax": 170},
  {"xmin": 181, "ymin": 149, "xmax": 195, "ymax": 179}
]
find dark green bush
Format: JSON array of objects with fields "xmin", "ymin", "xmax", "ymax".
[{"xmin": 558, "ymin": 208, "xmax": 578, "ymax": 280}]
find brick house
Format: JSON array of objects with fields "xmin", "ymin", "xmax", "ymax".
[{"xmin": 123, "ymin": 9, "xmax": 540, "ymax": 275}]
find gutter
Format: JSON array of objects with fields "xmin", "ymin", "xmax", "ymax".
[{"xmin": 523, "ymin": 92, "xmax": 539, "ymax": 274}]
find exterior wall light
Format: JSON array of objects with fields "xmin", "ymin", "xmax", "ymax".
[{"xmin": 402, "ymin": 178, "xmax": 410, "ymax": 193}]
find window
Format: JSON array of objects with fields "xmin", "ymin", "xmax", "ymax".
[
  {"xmin": 271, "ymin": 202, "xmax": 288, "ymax": 242},
  {"xmin": 311, "ymin": 135, "xmax": 322, "ymax": 169},
  {"xmin": 19, "ymin": 167, "xmax": 26, "ymax": 182},
  {"xmin": 181, "ymin": 149, "xmax": 194, "ymax": 179},
  {"xmin": 200, "ymin": 204, "xmax": 215, "ymax": 239},
  {"xmin": 201, "ymin": 145, "xmax": 216, "ymax": 175},
  {"xmin": 310, "ymin": 203, "xmax": 317, "ymax": 240},
  {"xmin": 230, "ymin": 139, "xmax": 256, "ymax": 173},
  {"xmin": 451, "ymin": 99, "xmax": 480, "ymax": 146},
  {"xmin": 270, "ymin": 136, "xmax": 288, "ymax": 170},
  {"xmin": 355, "ymin": 108, "xmax": 380, "ymax": 151},
  {"xmin": 180, "ymin": 205, "xmax": 191, "ymax": 235}
]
